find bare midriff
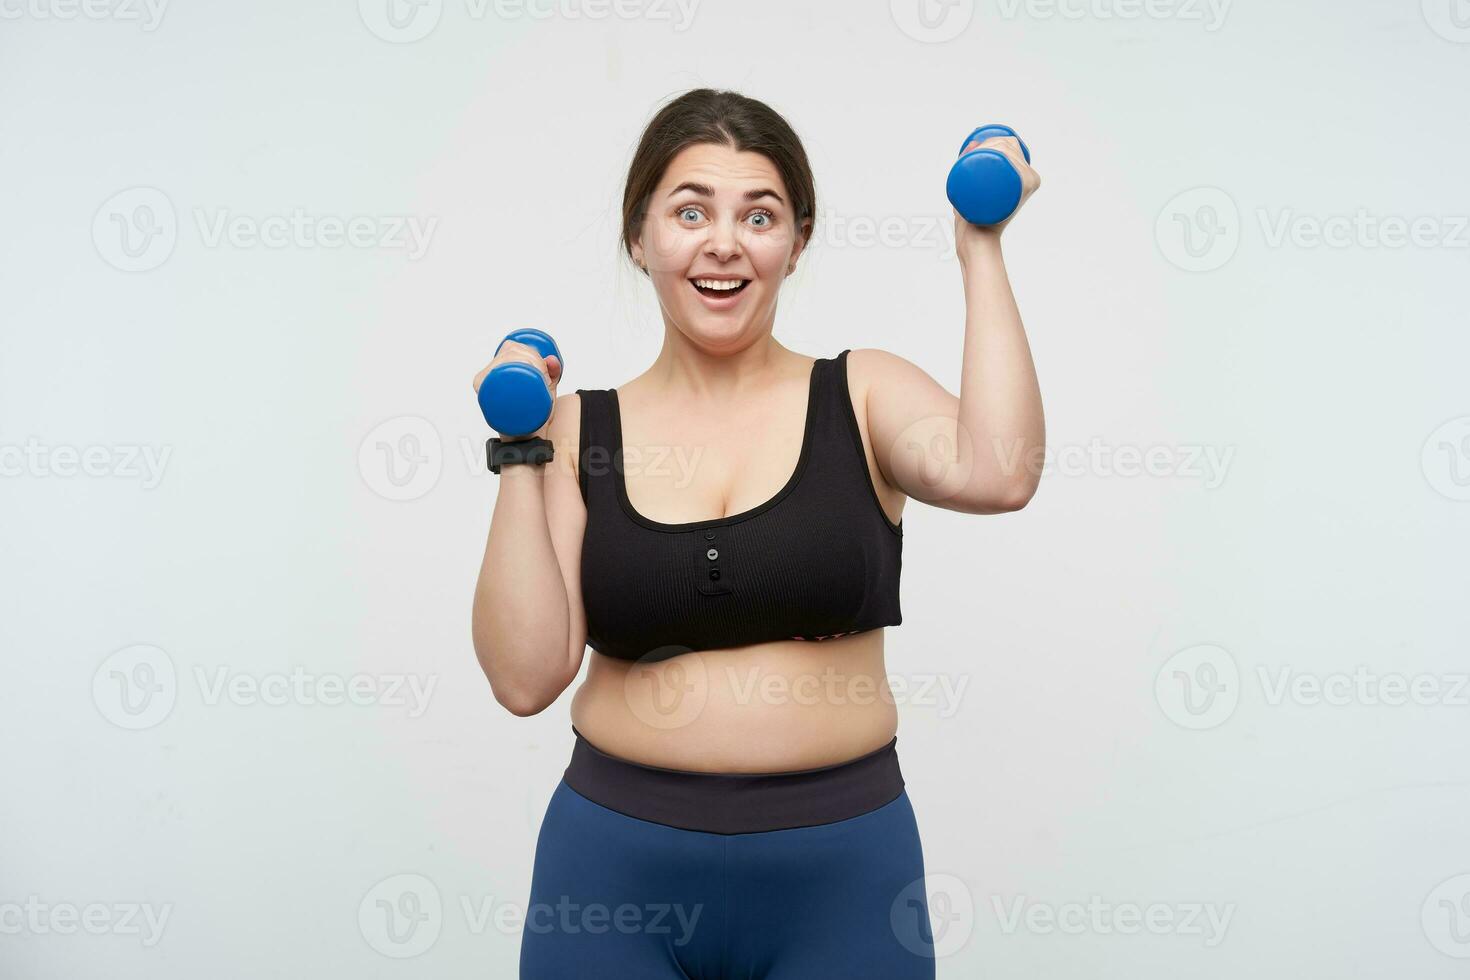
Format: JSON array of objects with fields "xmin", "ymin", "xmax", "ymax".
[{"xmin": 569, "ymin": 628, "xmax": 898, "ymax": 773}]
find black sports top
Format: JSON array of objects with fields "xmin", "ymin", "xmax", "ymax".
[{"xmin": 576, "ymin": 349, "xmax": 903, "ymax": 663}]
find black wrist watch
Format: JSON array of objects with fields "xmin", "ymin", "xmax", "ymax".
[{"xmin": 486, "ymin": 436, "xmax": 554, "ymax": 474}]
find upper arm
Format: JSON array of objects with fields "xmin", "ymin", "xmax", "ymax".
[
  {"xmin": 542, "ymin": 391, "xmax": 590, "ymax": 672},
  {"xmin": 850, "ymin": 347, "xmax": 1004, "ymax": 515}
]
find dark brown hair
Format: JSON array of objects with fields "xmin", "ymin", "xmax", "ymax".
[{"xmin": 620, "ymin": 89, "xmax": 816, "ymax": 268}]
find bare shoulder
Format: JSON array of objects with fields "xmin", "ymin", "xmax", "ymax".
[{"xmin": 844, "ymin": 347, "xmax": 938, "ymax": 399}]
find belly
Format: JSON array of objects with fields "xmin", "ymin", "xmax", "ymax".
[{"xmin": 569, "ymin": 630, "xmax": 898, "ymax": 773}]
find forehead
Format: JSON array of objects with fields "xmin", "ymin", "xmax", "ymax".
[{"xmin": 655, "ymin": 142, "xmax": 786, "ymax": 197}]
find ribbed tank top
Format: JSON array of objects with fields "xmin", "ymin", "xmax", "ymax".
[{"xmin": 575, "ymin": 349, "xmax": 902, "ymax": 663}]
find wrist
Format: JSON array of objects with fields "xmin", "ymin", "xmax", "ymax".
[{"xmin": 957, "ymin": 229, "xmax": 1004, "ymax": 268}]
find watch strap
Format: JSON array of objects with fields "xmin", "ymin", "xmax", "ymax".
[{"xmin": 487, "ymin": 436, "xmax": 554, "ymax": 474}]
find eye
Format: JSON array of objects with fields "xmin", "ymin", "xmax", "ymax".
[
  {"xmin": 747, "ymin": 209, "xmax": 774, "ymax": 228},
  {"xmin": 677, "ymin": 206, "xmax": 704, "ymax": 224}
]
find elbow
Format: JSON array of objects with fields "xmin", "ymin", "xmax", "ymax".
[
  {"xmin": 974, "ymin": 479, "xmax": 1038, "ymax": 514},
  {"xmin": 489, "ymin": 672, "xmax": 563, "ymax": 717},
  {"xmin": 474, "ymin": 639, "xmax": 568, "ymax": 717},
  {"xmin": 495, "ymin": 686, "xmax": 553, "ymax": 717}
]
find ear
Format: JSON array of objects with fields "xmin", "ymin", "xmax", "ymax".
[
  {"xmin": 630, "ymin": 239, "xmax": 647, "ymax": 273},
  {"xmin": 785, "ymin": 218, "xmax": 812, "ymax": 276}
]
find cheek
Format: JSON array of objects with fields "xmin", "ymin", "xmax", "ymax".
[
  {"xmin": 746, "ymin": 232, "xmax": 795, "ymax": 277},
  {"xmin": 643, "ymin": 222, "xmax": 699, "ymax": 273}
]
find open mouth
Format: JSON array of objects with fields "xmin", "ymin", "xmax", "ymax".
[{"xmin": 690, "ymin": 278, "xmax": 750, "ymax": 298}]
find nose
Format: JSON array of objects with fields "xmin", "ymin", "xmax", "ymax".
[{"xmin": 704, "ymin": 216, "xmax": 742, "ymax": 261}]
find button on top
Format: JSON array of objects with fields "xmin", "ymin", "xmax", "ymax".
[
  {"xmin": 704, "ymin": 531, "xmax": 716, "ymax": 540},
  {"xmin": 706, "ymin": 548, "xmax": 719, "ymax": 561}
]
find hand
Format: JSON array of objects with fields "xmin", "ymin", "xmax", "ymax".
[
  {"xmin": 953, "ymin": 134, "xmax": 1041, "ymax": 256},
  {"xmin": 472, "ymin": 341, "xmax": 564, "ymax": 440}
]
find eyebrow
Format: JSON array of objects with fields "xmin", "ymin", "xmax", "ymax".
[{"xmin": 668, "ymin": 182, "xmax": 785, "ymax": 205}]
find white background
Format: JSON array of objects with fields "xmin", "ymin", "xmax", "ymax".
[{"xmin": 3, "ymin": 0, "xmax": 1468, "ymax": 976}]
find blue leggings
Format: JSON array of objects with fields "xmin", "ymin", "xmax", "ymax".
[{"xmin": 519, "ymin": 779, "xmax": 937, "ymax": 978}]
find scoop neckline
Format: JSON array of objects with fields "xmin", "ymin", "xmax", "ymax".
[{"xmin": 608, "ymin": 356, "xmax": 825, "ymax": 533}]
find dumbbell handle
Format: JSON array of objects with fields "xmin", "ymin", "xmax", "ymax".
[{"xmin": 478, "ymin": 329, "xmax": 563, "ymax": 437}]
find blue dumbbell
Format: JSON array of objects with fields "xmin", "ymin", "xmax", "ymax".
[
  {"xmin": 477, "ymin": 328, "xmax": 563, "ymax": 437},
  {"xmin": 946, "ymin": 124, "xmax": 1032, "ymax": 227}
]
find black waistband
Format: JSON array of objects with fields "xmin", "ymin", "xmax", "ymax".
[{"xmin": 561, "ymin": 725, "xmax": 906, "ymax": 835}]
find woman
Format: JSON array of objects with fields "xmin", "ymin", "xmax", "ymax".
[{"xmin": 471, "ymin": 88, "xmax": 1042, "ymax": 979}]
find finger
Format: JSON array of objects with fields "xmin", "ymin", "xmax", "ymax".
[
  {"xmin": 978, "ymin": 135, "xmax": 1025, "ymax": 167},
  {"xmin": 544, "ymin": 354, "xmax": 563, "ymax": 384}
]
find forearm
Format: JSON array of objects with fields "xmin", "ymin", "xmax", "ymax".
[
  {"xmin": 471, "ymin": 464, "xmax": 573, "ymax": 715},
  {"xmin": 956, "ymin": 233, "xmax": 1045, "ymax": 508}
]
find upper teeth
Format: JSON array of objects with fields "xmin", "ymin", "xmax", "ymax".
[{"xmin": 695, "ymin": 279, "xmax": 744, "ymax": 290}]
